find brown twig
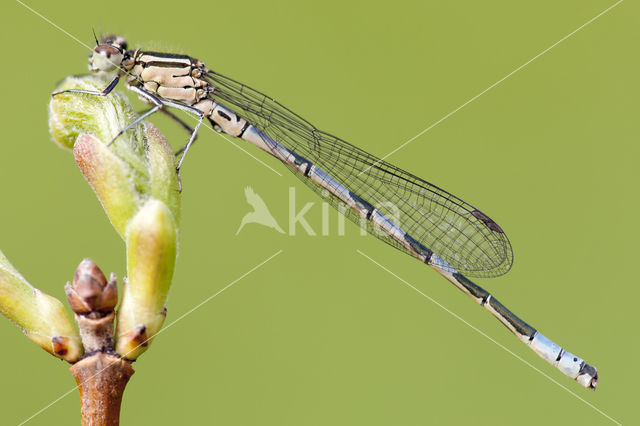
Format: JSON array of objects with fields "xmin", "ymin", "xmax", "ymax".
[
  {"xmin": 70, "ymin": 353, "xmax": 135, "ymax": 426},
  {"xmin": 66, "ymin": 259, "xmax": 135, "ymax": 426}
]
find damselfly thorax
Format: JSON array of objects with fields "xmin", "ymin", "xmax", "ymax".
[
  {"xmin": 126, "ymin": 51, "xmax": 210, "ymax": 105},
  {"xmin": 123, "ymin": 50, "xmax": 249, "ymax": 138}
]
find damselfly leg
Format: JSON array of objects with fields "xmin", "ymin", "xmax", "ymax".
[
  {"xmin": 52, "ymin": 76, "xmax": 120, "ymax": 97},
  {"xmin": 137, "ymin": 106, "xmax": 198, "ymax": 155},
  {"xmin": 53, "ymin": 77, "xmax": 206, "ymax": 192},
  {"xmin": 108, "ymin": 85, "xmax": 165, "ymax": 146},
  {"xmin": 125, "ymin": 85, "xmax": 207, "ymax": 191}
]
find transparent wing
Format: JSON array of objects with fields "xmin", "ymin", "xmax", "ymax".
[{"xmin": 206, "ymin": 71, "xmax": 513, "ymax": 277}]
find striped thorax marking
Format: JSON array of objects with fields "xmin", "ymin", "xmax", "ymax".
[
  {"xmin": 125, "ymin": 50, "xmax": 211, "ymax": 106},
  {"xmin": 121, "ymin": 50, "xmax": 253, "ymax": 137}
]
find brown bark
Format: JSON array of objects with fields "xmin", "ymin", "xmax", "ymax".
[{"xmin": 70, "ymin": 353, "xmax": 135, "ymax": 426}]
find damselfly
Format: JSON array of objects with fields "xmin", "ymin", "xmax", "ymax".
[{"xmin": 54, "ymin": 35, "xmax": 598, "ymax": 389}]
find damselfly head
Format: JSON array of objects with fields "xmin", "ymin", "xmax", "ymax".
[{"xmin": 88, "ymin": 35, "xmax": 127, "ymax": 72}]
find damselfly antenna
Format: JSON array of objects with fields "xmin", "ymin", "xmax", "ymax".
[{"xmin": 92, "ymin": 28, "xmax": 99, "ymax": 46}]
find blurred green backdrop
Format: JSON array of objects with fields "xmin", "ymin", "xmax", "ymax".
[{"xmin": 0, "ymin": 0, "xmax": 636, "ymax": 424}]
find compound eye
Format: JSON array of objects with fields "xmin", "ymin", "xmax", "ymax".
[
  {"xmin": 95, "ymin": 44, "xmax": 122, "ymax": 58},
  {"xmin": 100, "ymin": 35, "xmax": 127, "ymax": 50}
]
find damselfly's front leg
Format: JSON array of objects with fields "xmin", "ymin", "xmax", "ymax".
[{"xmin": 52, "ymin": 76, "xmax": 120, "ymax": 98}]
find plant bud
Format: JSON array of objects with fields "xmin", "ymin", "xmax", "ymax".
[
  {"xmin": 116, "ymin": 200, "xmax": 177, "ymax": 359},
  {"xmin": 0, "ymin": 250, "xmax": 82, "ymax": 362},
  {"xmin": 65, "ymin": 259, "xmax": 117, "ymax": 315}
]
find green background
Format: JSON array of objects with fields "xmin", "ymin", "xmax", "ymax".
[{"xmin": 0, "ymin": 0, "xmax": 636, "ymax": 424}]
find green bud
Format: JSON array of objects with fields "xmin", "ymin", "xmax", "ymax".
[
  {"xmin": 0, "ymin": 250, "xmax": 82, "ymax": 362},
  {"xmin": 73, "ymin": 134, "xmax": 140, "ymax": 237},
  {"xmin": 116, "ymin": 200, "xmax": 177, "ymax": 359}
]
